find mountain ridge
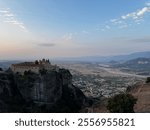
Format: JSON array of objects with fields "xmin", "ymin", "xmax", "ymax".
[
  {"xmin": 53, "ymin": 51, "xmax": 150, "ymax": 63},
  {"xmin": 1, "ymin": 51, "xmax": 150, "ymax": 64}
]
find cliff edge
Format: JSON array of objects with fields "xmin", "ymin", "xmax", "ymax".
[
  {"xmin": 127, "ymin": 82, "xmax": 150, "ymax": 112},
  {"xmin": 0, "ymin": 68, "xmax": 87, "ymax": 112}
]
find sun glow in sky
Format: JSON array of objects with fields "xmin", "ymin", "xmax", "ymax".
[{"xmin": 0, "ymin": 0, "xmax": 150, "ymax": 60}]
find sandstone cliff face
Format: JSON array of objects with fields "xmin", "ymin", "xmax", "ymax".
[
  {"xmin": 127, "ymin": 82, "xmax": 150, "ymax": 113},
  {"xmin": 15, "ymin": 71, "xmax": 63, "ymax": 104},
  {"xmin": 0, "ymin": 72, "xmax": 24, "ymax": 112},
  {"xmin": 0, "ymin": 69, "xmax": 87, "ymax": 112}
]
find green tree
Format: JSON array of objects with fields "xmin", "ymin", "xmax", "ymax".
[
  {"xmin": 35, "ymin": 60, "xmax": 39, "ymax": 65},
  {"xmin": 0, "ymin": 67, "xmax": 3, "ymax": 71},
  {"xmin": 146, "ymin": 77, "xmax": 150, "ymax": 83},
  {"xmin": 39, "ymin": 68, "xmax": 47, "ymax": 75},
  {"xmin": 24, "ymin": 70, "xmax": 34, "ymax": 75},
  {"xmin": 107, "ymin": 93, "xmax": 137, "ymax": 113}
]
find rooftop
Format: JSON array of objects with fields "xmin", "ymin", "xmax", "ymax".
[{"xmin": 11, "ymin": 59, "xmax": 51, "ymax": 67}]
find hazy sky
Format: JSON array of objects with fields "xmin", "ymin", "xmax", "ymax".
[{"xmin": 0, "ymin": 0, "xmax": 150, "ymax": 60}]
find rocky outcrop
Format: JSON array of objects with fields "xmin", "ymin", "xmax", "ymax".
[
  {"xmin": 127, "ymin": 82, "xmax": 150, "ymax": 112},
  {"xmin": 0, "ymin": 69, "xmax": 87, "ymax": 112},
  {"xmin": 0, "ymin": 72, "xmax": 24, "ymax": 112}
]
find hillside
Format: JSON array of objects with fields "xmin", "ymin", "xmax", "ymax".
[
  {"xmin": 54, "ymin": 51, "xmax": 150, "ymax": 62},
  {"xmin": 113, "ymin": 58, "xmax": 150, "ymax": 76},
  {"xmin": 82, "ymin": 82, "xmax": 150, "ymax": 113},
  {"xmin": 128, "ymin": 82, "xmax": 150, "ymax": 112}
]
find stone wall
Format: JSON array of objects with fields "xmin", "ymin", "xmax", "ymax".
[
  {"xmin": 11, "ymin": 65, "xmax": 39, "ymax": 74},
  {"xmin": 11, "ymin": 63, "xmax": 59, "ymax": 74}
]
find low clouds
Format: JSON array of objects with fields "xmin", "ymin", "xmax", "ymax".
[
  {"xmin": 37, "ymin": 43, "xmax": 56, "ymax": 47},
  {"xmin": 101, "ymin": 1, "xmax": 150, "ymax": 31},
  {"xmin": 62, "ymin": 33, "xmax": 73, "ymax": 41},
  {"xmin": 121, "ymin": 7, "xmax": 150, "ymax": 20},
  {"xmin": 0, "ymin": 8, "xmax": 28, "ymax": 32},
  {"xmin": 130, "ymin": 37, "xmax": 150, "ymax": 43}
]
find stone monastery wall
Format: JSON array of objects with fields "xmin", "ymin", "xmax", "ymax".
[
  {"xmin": 11, "ymin": 65, "xmax": 39, "ymax": 74},
  {"xmin": 10, "ymin": 59, "xmax": 58, "ymax": 74}
]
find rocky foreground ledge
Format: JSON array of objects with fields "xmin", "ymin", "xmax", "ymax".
[
  {"xmin": 127, "ymin": 82, "xmax": 150, "ymax": 113},
  {"xmin": 0, "ymin": 68, "xmax": 89, "ymax": 113}
]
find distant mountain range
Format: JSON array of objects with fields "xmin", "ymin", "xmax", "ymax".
[
  {"xmin": 108, "ymin": 51, "xmax": 150, "ymax": 62},
  {"xmin": 1, "ymin": 51, "xmax": 150, "ymax": 64},
  {"xmin": 122, "ymin": 57, "xmax": 150, "ymax": 65},
  {"xmin": 57, "ymin": 51, "xmax": 150, "ymax": 63},
  {"xmin": 113, "ymin": 57, "xmax": 150, "ymax": 76}
]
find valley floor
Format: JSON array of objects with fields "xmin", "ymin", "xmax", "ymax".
[{"xmin": 58, "ymin": 62, "xmax": 146, "ymax": 98}]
